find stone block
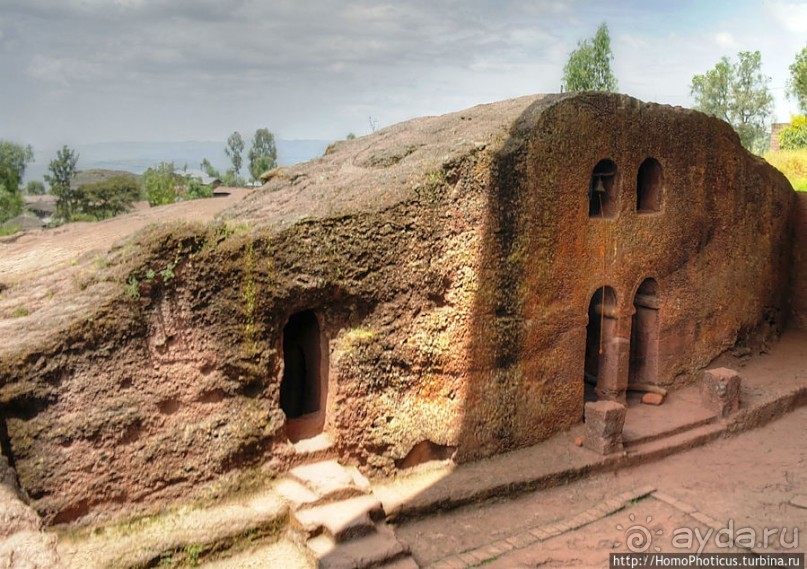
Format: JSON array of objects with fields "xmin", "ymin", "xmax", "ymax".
[
  {"xmin": 701, "ymin": 368, "xmax": 741, "ymax": 418},
  {"xmin": 641, "ymin": 392, "xmax": 664, "ymax": 406},
  {"xmin": 584, "ymin": 400, "xmax": 626, "ymax": 455}
]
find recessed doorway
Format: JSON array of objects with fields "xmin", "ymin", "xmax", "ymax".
[{"xmin": 280, "ymin": 310, "xmax": 327, "ymax": 442}]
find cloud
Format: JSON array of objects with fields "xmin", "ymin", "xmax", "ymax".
[
  {"xmin": 1, "ymin": 0, "xmax": 797, "ymax": 147},
  {"xmin": 765, "ymin": 0, "xmax": 807, "ymax": 34},
  {"xmin": 714, "ymin": 31, "xmax": 736, "ymax": 48}
]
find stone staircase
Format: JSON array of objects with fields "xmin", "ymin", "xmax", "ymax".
[{"xmin": 278, "ymin": 459, "xmax": 417, "ymax": 568}]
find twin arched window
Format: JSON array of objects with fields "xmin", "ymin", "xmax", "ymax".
[{"xmin": 588, "ymin": 158, "xmax": 663, "ymax": 218}]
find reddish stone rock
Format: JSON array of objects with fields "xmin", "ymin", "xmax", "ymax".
[
  {"xmin": 641, "ymin": 392, "xmax": 665, "ymax": 406},
  {"xmin": 583, "ymin": 401, "xmax": 626, "ymax": 455},
  {"xmin": 701, "ymin": 368, "xmax": 741, "ymax": 418}
]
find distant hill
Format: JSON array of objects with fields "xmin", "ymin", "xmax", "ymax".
[{"xmin": 25, "ymin": 140, "xmax": 333, "ymax": 184}]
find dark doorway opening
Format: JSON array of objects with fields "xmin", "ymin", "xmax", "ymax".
[
  {"xmin": 637, "ymin": 158, "xmax": 663, "ymax": 213},
  {"xmin": 588, "ymin": 159, "xmax": 619, "ymax": 218},
  {"xmin": 630, "ymin": 279, "xmax": 660, "ymax": 385},
  {"xmin": 0, "ymin": 415, "xmax": 15, "ymax": 471},
  {"xmin": 280, "ymin": 310, "xmax": 326, "ymax": 441},
  {"xmin": 585, "ymin": 286, "xmax": 618, "ymax": 403}
]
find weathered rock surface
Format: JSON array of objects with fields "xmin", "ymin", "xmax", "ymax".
[
  {"xmin": 0, "ymin": 456, "xmax": 59, "ymax": 568},
  {"xmin": 0, "ymin": 93, "xmax": 797, "ymax": 527}
]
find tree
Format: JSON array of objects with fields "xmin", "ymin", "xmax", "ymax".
[
  {"xmin": 143, "ymin": 162, "xmax": 177, "ymax": 206},
  {"xmin": 690, "ymin": 51, "xmax": 773, "ymax": 153},
  {"xmin": 0, "ymin": 186, "xmax": 22, "ymax": 224},
  {"xmin": 25, "ymin": 180, "xmax": 46, "ymax": 195},
  {"xmin": 201, "ymin": 158, "xmax": 219, "ymax": 178},
  {"xmin": 201, "ymin": 158, "xmax": 242, "ymax": 186},
  {"xmin": 45, "ymin": 145, "xmax": 80, "ymax": 221},
  {"xmin": 78, "ymin": 176, "xmax": 140, "ymax": 220},
  {"xmin": 225, "ymin": 132, "xmax": 245, "ymax": 181},
  {"xmin": 0, "ymin": 141, "xmax": 34, "ymax": 194},
  {"xmin": 788, "ymin": 45, "xmax": 807, "ymax": 113},
  {"xmin": 248, "ymin": 128, "xmax": 277, "ymax": 182},
  {"xmin": 0, "ymin": 141, "xmax": 33, "ymax": 223},
  {"xmin": 561, "ymin": 23, "xmax": 618, "ymax": 93}
]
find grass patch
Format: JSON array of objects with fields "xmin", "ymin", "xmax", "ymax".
[
  {"xmin": 764, "ymin": 149, "xmax": 807, "ymax": 192},
  {"xmin": 0, "ymin": 225, "xmax": 21, "ymax": 237},
  {"xmin": 342, "ymin": 327, "xmax": 375, "ymax": 349},
  {"xmin": 10, "ymin": 306, "xmax": 29, "ymax": 318}
]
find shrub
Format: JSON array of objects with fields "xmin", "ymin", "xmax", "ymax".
[
  {"xmin": 764, "ymin": 148, "xmax": 807, "ymax": 191},
  {"xmin": 779, "ymin": 115, "xmax": 807, "ymax": 150},
  {"xmin": 0, "ymin": 184, "xmax": 22, "ymax": 223},
  {"xmin": 143, "ymin": 162, "xmax": 177, "ymax": 206},
  {"xmin": 79, "ymin": 175, "xmax": 141, "ymax": 219}
]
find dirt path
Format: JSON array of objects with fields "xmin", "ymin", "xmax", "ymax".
[{"xmin": 396, "ymin": 406, "xmax": 807, "ymax": 567}]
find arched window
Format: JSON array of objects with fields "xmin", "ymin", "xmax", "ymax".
[
  {"xmin": 589, "ymin": 159, "xmax": 618, "ymax": 218},
  {"xmin": 636, "ymin": 158, "xmax": 663, "ymax": 213}
]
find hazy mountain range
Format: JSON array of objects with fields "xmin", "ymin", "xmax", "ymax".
[{"xmin": 24, "ymin": 139, "xmax": 333, "ymax": 183}]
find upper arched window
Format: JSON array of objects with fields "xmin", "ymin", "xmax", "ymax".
[
  {"xmin": 589, "ymin": 159, "xmax": 618, "ymax": 218},
  {"xmin": 637, "ymin": 158, "xmax": 663, "ymax": 213}
]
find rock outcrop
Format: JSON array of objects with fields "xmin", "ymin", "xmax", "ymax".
[{"xmin": 0, "ymin": 93, "xmax": 796, "ymax": 525}]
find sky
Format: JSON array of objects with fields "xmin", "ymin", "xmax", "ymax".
[{"xmin": 1, "ymin": 0, "xmax": 805, "ymax": 153}]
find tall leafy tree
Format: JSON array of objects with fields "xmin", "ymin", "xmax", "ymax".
[
  {"xmin": 690, "ymin": 51, "xmax": 774, "ymax": 153},
  {"xmin": 45, "ymin": 145, "xmax": 80, "ymax": 221},
  {"xmin": 225, "ymin": 131, "xmax": 245, "ymax": 181},
  {"xmin": 561, "ymin": 23, "xmax": 618, "ymax": 93},
  {"xmin": 0, "ymin": 141, "xmax": 34, "ymax": 193},
  {"xmin": 0, "ymin": 141, "xmax": 33, "ymax": 223},
  {"xmin": 788, "ymin": 44, "xmax": 807, "ymax": 113},
  {"xmin": 248, "ymin": 128, "xmax": 277, "ymax": 182}
]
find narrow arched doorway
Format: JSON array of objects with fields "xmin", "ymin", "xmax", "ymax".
[
  {"xmin": 585, "ymin": 286, "xmax": 618, "ymax": 402},
  {"xmin": 280, "ymin": 310, "xmax": 327, "ymax": 442},
  {"xmin": 629, "ymin": 279, "xmax": 660, "ymax": 386}
]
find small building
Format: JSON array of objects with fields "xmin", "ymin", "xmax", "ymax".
[
  {"xmin": 770, "ymin": 122, "xmax": 790, "ymax": 152},
  {"xmin": 183, "ymin": 169, "xmax": 222, "ymax": 189},
  {"xmin": 22, "ymin": 195, "xmax": 57, "ymax": 225}
]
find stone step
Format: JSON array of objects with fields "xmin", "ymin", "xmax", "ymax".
[
  {"xmin": 290, "ymin": 460, "xmax": 368, "ymax": 504},
  {"xmin": 275, "ymin": 478, "xmax": 322, "ymax": 510},
  {"xmin": 307, "ymin": 523, "xmax": 410, "ymax": 569},
  {"xmin": 289, "ymin": 433, "xmax": 340, "ymax": 466},
  {"xmin": 293, "ymin": 494, "xmax": 384, "ymax": 543},
  {"xmin": 623, "ymin": 415, "xmax": 717, "ymax": 448}
]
